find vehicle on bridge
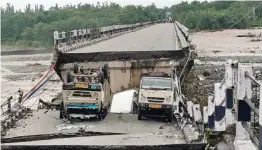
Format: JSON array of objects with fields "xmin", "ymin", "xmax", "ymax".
[
  {"xmin": 60, "ymin": 63, "xmax": 111, "ymax": 120},
  {"xmin": 138, "ymin": 71, "xmax": 177, "ymax": 122},
  {"xmin": 52, "ymin": 21, "xmax": 195, "ymax": 122}
]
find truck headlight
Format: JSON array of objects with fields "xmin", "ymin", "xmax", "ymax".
[
  {"xmin": 166, "ymin": 98, "xmax": 171, "ymax": 102},
  {"xmin": 92, "ymin": 92, "xmax": 98, "ymax": 97},
  {"xmin": 66, "ymin": 91, "xmax": 71, "ymax": 96},
  {"xmin": 140, "ymin": 96, "xmax": 146, "ymax": 101}
]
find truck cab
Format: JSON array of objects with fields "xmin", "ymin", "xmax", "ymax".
[
  {"xmin": 61, "ymin": 63, "xmax": 111, "ymax": 121},
  {"xmin": 138, "ymin": 72, "xmax": 177, "ymax": 122}
]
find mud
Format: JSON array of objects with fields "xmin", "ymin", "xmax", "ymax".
[
  {"xmin": 1, "ymin": 49, "xmax": 53, "ymax": 56},
  {"xmin": 191, "ymin": 29, "xmax": 262, "ymax": 57},
  {"xmin": 3, "ymin": 74, "xmax": 43, "ymax": 81},
  {"xmin": 1, "ymin": 54, "xmax": 62, "ymax": 106},
  {"xmin": 3, "ymin": 65, "xmax": 49, "ymax": 73},
  {"xmin": 1, "ymin": 54, "xmax": 53, "ymax": 62},
  {"xmin": 197, "ymin": 56, "xmax": 262, "ymax": 63},
  {"xmin": 182, "ymin": 29, "xmax": 262, "ymax": 108}
]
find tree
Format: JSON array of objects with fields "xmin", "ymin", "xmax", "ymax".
[
  {"xmin": 25, "ymin": 4, "xmax": 31, "ymax": 13},
  {"xmin": 39, "ymin": 5, "xmax": 44, "ymax": 12},
  {"xmin": 1, "ymin": 1, "xmax": 262, "ymax": 49}
]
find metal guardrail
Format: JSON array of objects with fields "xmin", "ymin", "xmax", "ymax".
[
  {"xmin": 1, "ymin": 67, "xmax": 56, "ymax": 136},
  {"xmin": 175, "ymin": 21, "xmax": 189, "ymax": 40},
  {"xmin": 1, "ymin": 90, "xmax": 29, "ymax": 136},
  {"xmin": 204, "ymin": 59, "xmax": 261, "ymax": 149},
  {"xmin": 53, "ymin": 21, "xmax": 160, "ymax": 53},
  {"xmin": 174, "ymin": 21, "xmax": 190, "ymax": 50}
]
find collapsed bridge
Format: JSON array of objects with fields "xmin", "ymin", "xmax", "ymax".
[
  {"xmin": 1, "ymin": 20, "xmax": 205, "ymax": 150},
  {"xmin": 53, "ymin": 22, "xmax": 196, "ymax": 93}
]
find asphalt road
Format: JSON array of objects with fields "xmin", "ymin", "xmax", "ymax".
[
  {"xmin": 69, "ymin": 23, "xmax": 178, "ymax": 53},
  {"xmin": 4, "ymin": 110, "xmax": 186, "ymax": 145}
]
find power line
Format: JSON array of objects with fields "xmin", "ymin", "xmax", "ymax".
[{"xmin": 229, "ymin": 2, "xmax": 262, "ymax": 29}]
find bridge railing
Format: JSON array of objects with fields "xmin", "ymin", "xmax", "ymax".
[
  {"xmin": 53, "ymin": 21, "xmax": 159, "ymax": 53},
  {"xmin": 175, "ymin": 21, "xmax": 189, "ymax": 40},
  {"xmin": 174, "ymin": 21, "xmax": 197, "ymax": 85},
  {"xmin": 236, "ymin": 63, "xmax": 261, "ymax": 149},
  {"xmin": 174, "ymin": 21, "xmax": 190, "ymax": 50},
  {"xmin": 204, "ymin": 59, "xmax": 261, "ymax": 149}
]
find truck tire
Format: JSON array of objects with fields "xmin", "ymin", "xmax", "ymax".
[
  {"xmin": 99, "ymin": 71, "xmax": 104, "ymax": 84},
  {"xmin": 102, "ymin": 64, "xmax": 109, "ymax": 79},
  {"xmin": 138, "ymin": 109, "xmax": 143, "ymax": 120},
  {"xmin": 73, "ymin": 63, "xmax": 78, "ymax": 74},
  {"xmin": 98, "ymin": 114, "xmax": 103, "ymax": 121},
  {"xmin": 167, "ymin": 110, "xmax": 173, "ymax": 122},
  {"xmin": 67, "ymin": 71, "xmax": 73, "ymax": 83},
  {"xmin": 1, "ymin": 130, "xmax": 7, "ymax": 136}
]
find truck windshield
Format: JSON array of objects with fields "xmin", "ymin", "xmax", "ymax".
[{"xmin": 141, "ymin": 77, "xmax": 172, "ymax": 90}]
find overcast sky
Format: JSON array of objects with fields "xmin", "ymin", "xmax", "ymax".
[{"xmin": 0, "ymin": 0, "xmax": 210, "ymax": 10}]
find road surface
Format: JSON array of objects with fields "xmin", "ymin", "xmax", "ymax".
[
  {"xmin": 4, "ymin": 110, "xmax": 186, "ymax": 145},
  {"xmin": 69, "ymin": 23, "xmax": 178, "ymax": 53}
]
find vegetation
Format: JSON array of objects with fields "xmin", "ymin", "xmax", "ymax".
[
  {"xmin": 1, "ymin": 1, "xmax": 262, "ymax": 49},
  {"xmin": 1, "ymin": 2, "xmax": 165, "ymax": 48},
  {"xmin": 171, "ymin": 1, "xmax": 262, "ymax": 31}
]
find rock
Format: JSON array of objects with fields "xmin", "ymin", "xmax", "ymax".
[{"xmin": 203, "ymin": 71, "xmax": 210, "ymax": 77}]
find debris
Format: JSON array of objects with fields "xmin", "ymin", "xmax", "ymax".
[
  {"xmin": 56, "ymin": 124, "xmax": 95, "ymax": 131},
  {"xmin": 119, "ymin": 115, "xmax": 123, "ymax": 120},
  {"xmin": 197, "ymin": 75, "xmax": 205, "ymax": 81},
  {"xmin": 27, "ymin": 63, "xmax": 42, "ymax": 66},
  {"xmin": 212, "ymin": 50, "xmax": 221, "ymax": 53},
  {"xmin": 182, "ymin": 71, "xmax": 209, "ymax": 108},
  {"xmin": 203, "ymin": 71, "xmax": 210, "ymax": 77},
  {"xmin": 250, "ymin": 39, "xmax": 261, "ymax": 42},
  {"xmin": 236, "ymin": 32, "xmax": 256, "ymax": 37}
]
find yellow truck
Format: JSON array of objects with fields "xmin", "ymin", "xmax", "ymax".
[
  {"xmin": 138, "ymin": 72, "xmax": 177, "ymax": 122},
  {"xmin": 60, "ymin": 63, "xmax": 111, "ymax": 120}
]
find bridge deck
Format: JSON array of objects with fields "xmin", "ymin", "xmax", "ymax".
[
  {"xmin": 69, "ymin": 23, "xmax": 178, "ymax": 53},
  {"xmin": 3, "ymin": 110, "xmax": 186, "ymax": 145}
]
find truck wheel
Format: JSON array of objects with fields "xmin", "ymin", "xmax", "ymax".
[
  {"xmin": 102, "ymin": 64, "xmax": 109, "ymax": 79},
  {"xmin": 73, "ymin": 63, "xmax": 78, "ymax": 74},
  {"xmin": 99, "ymin": 71, "xmax": 104, "ymax": 84},
  {"xmin": 138, "ymin": 110, "xmax": 143, "ymax": 120},
  {"xmin": 59, "ymin": 109, "xmax": 64, "ymax": 119},
  {"xmin": 167, "ymin": 110, "xmax": 173, "ymax": 122},
  {"xmin": 1, "ymin": 130, "xmax": 7, "ymax": 136},
  {"xmin": 98, "ymin": 113, "xmax": 105, "ymax": 121},
  {"xmin": 67, "ymin": 71, "xmax": 73, "ymax": 83}
]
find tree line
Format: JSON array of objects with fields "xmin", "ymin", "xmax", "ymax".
[
  {"xmin": 1, "ymin": 1, "xmax": 262, "ymax": 49},
  {"xmin": 171, "ymin": 1, "xmax": 262, "ymax": 30},
  {"xmin": 1, "ymin": 2, "xmax": 164, "ymax": 48}
]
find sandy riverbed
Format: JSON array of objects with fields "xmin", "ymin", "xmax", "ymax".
[{"xmin": 191, "ymin": 28, "xmax": 262, "ymax": 57}]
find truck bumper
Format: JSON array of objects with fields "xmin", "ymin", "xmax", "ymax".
[
  {"xmin": 139, "ymin": 103, "xmax": 173, "ymax": 117},
  {"xmin": 66, "ymin": 104, "xmax": 99, "ymax": 116},
  {"xmin": 67, "ymin": 104, "xmax": 98, "ymax": 109}
]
